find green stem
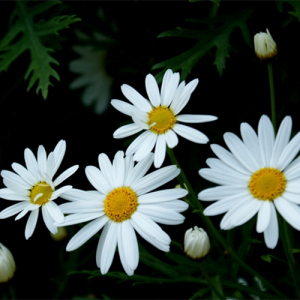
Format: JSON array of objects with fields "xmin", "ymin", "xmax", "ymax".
[
  {"xmin": 267, "ymin": 63, "xmax": 276, "ymax": 131},
  {"xmin": 278, "ymin": 215, "xmax": 300, "ymax": 298},
  {"xmin": 167, "ymin": 147, "xmax": 287, "ymax": 299}
]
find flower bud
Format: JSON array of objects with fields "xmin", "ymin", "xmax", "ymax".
[
  {"xmin": 254, "ymin": 29, "xmax": 277, "ymax": 61},
  {"xmin": 50, "ymin": 226, "xmax": 68, "ymax": 242},
  {"xmin": 184, "ymin": 226, "xmax": 210, "ymax": 259},
  {"xmin": 0, "ymin": 243, "xmax": 16, "ymax": 283}
]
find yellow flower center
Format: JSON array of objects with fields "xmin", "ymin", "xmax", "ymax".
[
  {"xmin": 147, "ymin": 106, "xmax": 176, "ymax": 135},
  {"xmin": 249, "ymin": 168, "xmax": 286, "ymax": 201},
  {"xmin": 29, "ymin": 181, "xmax": 54, "ymax": 205},
  {"xmin": 104, "ymin": 187, "xmax": 138, "ymax": 222}
]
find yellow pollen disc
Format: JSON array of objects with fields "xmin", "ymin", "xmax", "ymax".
[
  {"xmin": 147, "ymin": 106, "xmax": 176, "ymax": 135},
  {"xmin": 249, "ymin": 168, "xmax": 286, "ymax": 201},
  {"xmin": 29, "ymin": 181, "xmax": 54, "ymax": 205},
  {"xmin": 104, "ymin": 187, "xmax": 138, "ymax": 222}
]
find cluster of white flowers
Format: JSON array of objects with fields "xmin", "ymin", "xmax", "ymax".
[{"xmin": 2, "ymin": 29, "xmax": 300, "ymax": 278}]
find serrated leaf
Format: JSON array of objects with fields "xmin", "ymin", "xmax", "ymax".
[
  {"xmin": 0, "ymin": 1, "xmax": 80, "ymax": 99},
  {"xmin": 153, "ymin": 9, "xmax": 253, "ymax": 82}
]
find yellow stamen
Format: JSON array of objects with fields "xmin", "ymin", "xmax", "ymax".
[
  {"xmin": 29, "ymin": 181, "xmax": 53, "ymax": 205},
  {"xmin": 147, "ymin": 106, "xmax": 176, "ymax": 135},
  {"xmin": 249, "ymin": 167, "xmax": 286, "ymax": 201},
  {"xmin": 104, "ymin": 187, "xmax": 138, "ymax": 222}
]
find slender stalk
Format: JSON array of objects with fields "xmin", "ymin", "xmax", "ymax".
[
  {"xmin": 267, "ymin": 63, "xmax": 276, "ymax": 131},
  {"xmin": 167, "ymin": 147, "xmax": 287, "ymax": 299}
]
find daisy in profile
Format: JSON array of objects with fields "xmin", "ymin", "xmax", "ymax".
[
  {"xmin": 0, "ymin": 140, "xmax": 79, "ymax": 239},
  {"xmin": 198, "ymin": 115, "xmax": 300, "ymax": 249},
  {"xmin": 111, "ymin": 69, "xmax": 217, "ymax": 168},
  {"xmin": 55, "ymin": 151, "xmax": 188, "ymax": 275}
]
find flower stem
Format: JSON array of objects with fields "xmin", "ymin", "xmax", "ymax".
[
  {"xmin": 267, "ymin": 63, "xmax": 276, "ymax": 131},
  {"xmin": 167, "ymin": 147, "xmax": 287, "ymax": 299}
]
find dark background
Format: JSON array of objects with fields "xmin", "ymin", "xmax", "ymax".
[{"xmin": 0, "ymin": 1, "xmax": 300, "ymax": 299}]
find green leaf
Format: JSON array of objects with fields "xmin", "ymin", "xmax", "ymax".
[
  {"xmin": 0, "ymin": 1, "xmax": 80, "ymax": 99},
  {"xmin": 152, "ymin": 9, "xmax": 253, "ymax": 82}
]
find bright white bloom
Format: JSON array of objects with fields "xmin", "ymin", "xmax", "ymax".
[
  {"xmin": 0, "ymin": 243, "xmax": 16, "ymax": 283},
  {"xmin": 198, "ymin": 115, "xmax": 300, "ymax": 249},
  {"xmin": 69, "ymin": 31, "xmax": 113, "ymax": 114},
  {"xmin": 55, "ymin": 151, "xmax": 189, "ymax": 276},
  {"xmin": 184, "ymin": 226, "xmax": 210, "ymax": 259},
  {"xmin": 254, "ymin": 29, "xmax": 277, "ymax": 61},
  {"xmin": 111, "ymin": 69, "xmax": 217, "ymax": 168},
  {"xmin": 0, "ymin": 140, "xmax": 78, "ymax": 239}
]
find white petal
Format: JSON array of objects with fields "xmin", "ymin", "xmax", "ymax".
[
  {"xmin": 274, "ymin": 197, "xmax": 300, "ymax": 230},
  {"xmin": 199, "ymin": 169, "xmax": 247, "ymax": 186},
  {"xmin": 198, "ymin": 185, "xmax": 248, "ymax": 201},
  {"xmin": 57, "ymin": 212, "xmax": 105, "ymax": 227},
  {"xmin": 44, "ymin": 201, "xmax": 64, "ymax": 223},
  {"xmin": 1, "ymin": 170, "xmax": 31, "ymax": 189},
  {"xmin": 0, "ymin": 188, "xmax": 29, "ymax": 201},
  {"xmin": 277, "ymin": 131, "xmax": 300, "ymax": 171},
  {"xmin": 146, "ymin": 74, "xmax": 160, "ymax": 107},
  {"xmin": 282, "ymin": 191, "xmax": 300, "ymax": 205},
  {"xmin": 121, "ymin": 220, "xmax": 139, "ymax": 270},
  {"xmin": 176, "ymin": 114, "xmax": 217, "ymax": 123},
  {"xmin": 85, "ymin": 166, "xmax": 111, "ymax": 194},
  {"xmin": 285, "ymin": 179, "xmax": 300, "ymax": 194},
  {"xmin": 125, "ymin": 152, "xmax": 154, "ymax": 186},
  {"xmin": 151, "ymin": 200, "xmax": 189, "ymax": 212},
  {"xmin": 11, "ymin": 163, "xmax": 37, "ymax": 186},
  {"xmin": 0, "ymin": 201, "xmax": 29, "ymax": 219},
  {"xmin": 161, "ymin": 72, "xmax": 180, "ymax": 107},
  {"xmin": 160, "ymin": 69, "xmax": 173, "ymax": 105},
  {"xmin": 24, "ymin": 148, "xmax": 39, "ymax": 181},
  {"xmin": 50, "ymin": 185, "xmax": 73, "ymax": 200},
  {"xmin": 53, "ymin": 165, "xmax": 79, "ymax": 186},
  {"xmin": 173, "ymin": 124, "xmax": 208, "ymax": 144},
  {"xmin": 3, "ymin": 178, "xmax": 29, "ymax": 196},
  {"xmin": 263, "ymin": 203, "xmax": 278, "ymax": 249},
  {"xmin": 132, "ymin": 165, "xmax": 180, "ymax": 196},
  {"xmin": 25, "ymin": 209, "xmax": 39, "ymax": 239},
  {"xmin": 96, "ymin": 222, "xmax": 111, "ymax": 268},
  {"xmin": 37, "ymin": 145, "xmax": 47, "ymax": 177},
  {"xmin": 139, "ymin": 188, "xmax": 188, "ymax": 203},
  {"xmin": 126, "ymin": 131, "xmax": 151, "ymax": 156},
  {"xmin": 270, "ymin": 116, "xmax": 292, "ymax": 167},
  {"xmin": 100, "ymin": 222, "xmax": 118, "ymax": 274},
  {"xmin": 258, "ymin": 115, "xmax": 275, "ymax": 167},
  {"xmin": 66, "ymin": 216, "xmax": 108, "ymax": 251},
  {"xmin": 98, "ymin": 153, "xmax": 114, "ymax": 191},
  {"xmin": 46, "ymin": 152, "xmax": 55, "ymax": 180},
  {"xmin": 210, "ymin": 144, "xmax": 250, "ymax": 176},
  {"xmin": 240, "ymin": 122, "xmax": 263, "ymax": 166},
  {"xmin": 124, "ymin": 154, "xmax": 134, "ymax": 179},
  {"xmin": 59, "ymin": 201, "xmax": 103, "ymax": 214},
  {"xmin": 131, "ymin": 211, "xmax": 171, "ymax": 245},
  {"xmin": 133, "ymin": 132, "xmax": 157, "ymax": 162},
  {"xmin": 53, "ymin": 140, "xmax": 66, "ymax": 177},
  {"xmin": 203, "ymin": 192, "xmax": 250, "ymax": 216},
  {"xmin": 113, "ymin": 123, "xmax": 143, "ymax": 139},
  {"xmin": 42, "ymin": 205, "xmax": 57, "ymax": 234},
  {"xmin": 121, "ymin": 84, "xmax": 152, "ymax": 112},
  {"xmin": 111, "ymin": 99, "xmax": 133, "ymax": 116},
  {"xmin": 169, "ymin": 81, "xmax": 186, "ymax": 115},
  {"xmin": 137, "ymin": 205, "xmax": 185, "ymax": 225},
  {"xmin": 224, "ymin": 133, "xmax": 258, "ymax": 172},
  {"xmin": 112, "ymin": 151, "xmax": 125, "ymax": 188},
  {"xmin": 131, "ymin": 107, "xmax": 149, "ymax": 130},
  {"xmin": 256, "ymin": 200, "xmax": 271, "ymax": 233},
  {"xmin": 165, "ymin": 130, "xmax": 178, "ymax": 148},
  {"xmin": 59, "ymin": 188, "xmax": 105, "ymax": 202},
  {"xmin": 154, "ymin": 134, "xmax": 167, "ymax": 168},
  {"xmin": 284, "ymin": 159, "xmax": 300, "ymax": 181}
]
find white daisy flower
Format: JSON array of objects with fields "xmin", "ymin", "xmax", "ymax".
[
  {"xmin": 69, "ymin": 32, "xmax": 113, "ymax": 114},
  {"xmin": 254, "ymin": 29, "xmax": 277, "ymax": 61},
  {"xmin": 111, "ymin": 69, "xmax": 217, "ymax": 168},
  {"xmin": 55, "ymin": 151, "xmax": 189, "ymax": 276},
  {"xmin": 198, "ymin": 115, "xmax": 300, "ymax": 249},
  {"xmin": 0, "ymin": 140, "xmax": 79, "ymax": 239}
]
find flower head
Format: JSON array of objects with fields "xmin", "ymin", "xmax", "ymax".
[
  {"xmin": 0, "ymin": 140, "xmax": 79, "ymax": 239},
  {"xmin": 69, "ymin": 31, "xmax": 114, "ymax": 114},
  {"xmin": 0, "ymin": 243, "xmax": 16, "ymax": 283},
  {"xmin": 56, "ymin": 151, "xmax": 189, "ymax": 275},
  {"xmin": 254, "ymin": 29, "xmax": 277, "ymax": 61},
  {"xmin": 198, "ymin": 115, "xmax": 300, "ymax": 249},
  {"xmin": 111, "ymin": 69, "xmax": 217, "ymax": 168},
  {"xmin": 184, "ymin": 226, "xmax": 210, "ymax": 259}
]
